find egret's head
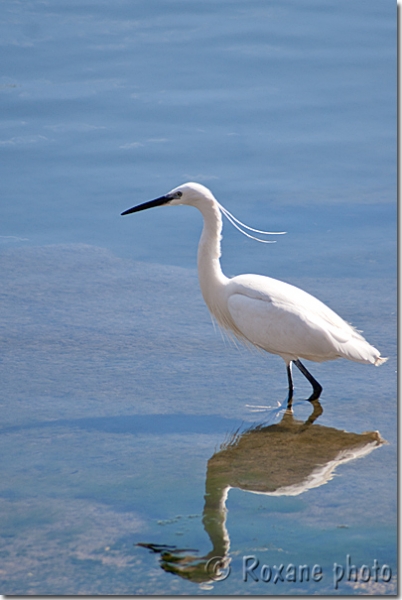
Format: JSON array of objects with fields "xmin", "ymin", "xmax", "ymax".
[
  {"xmin": 167, "ymin": 182, "xmax": 215, "ymax": 206},
  {"xmin": 121, "ymin": 182, "xmax": 214, "ymax": 216},
  {"xmin": 121, "ymin": 183, "xmax": 286, "ymax": 244}
]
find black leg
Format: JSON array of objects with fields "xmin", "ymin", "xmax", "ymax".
[
  {"xmin": 293, "ymin": 359, "xmax": 323, "ymax": 401},
  {"xmin": 286, "ymin": 363, "xmax": 294, "ymax": 410}
]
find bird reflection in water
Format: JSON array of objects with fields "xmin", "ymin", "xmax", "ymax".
[{"xmin": 137, "ymin": 401, "xmax": 384, "ymax": 584}]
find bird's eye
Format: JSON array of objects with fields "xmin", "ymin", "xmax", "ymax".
[{"xmin": 176, "ymin": 191, "xmax": 183, "ymax": 198}]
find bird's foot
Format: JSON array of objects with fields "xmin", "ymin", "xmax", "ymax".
[{"xmin": 306, "ymin": 383, "xmax": 323, "ymax": 403}]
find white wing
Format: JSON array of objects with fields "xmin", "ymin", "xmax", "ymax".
[{"xmin": 226, "ymin": 274, "xmax": 381, "ymax": 364}]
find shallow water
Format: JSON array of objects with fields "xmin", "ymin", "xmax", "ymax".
[{"xmin": 0, "ymin": 0, "xmax": 396, "ymax": 595}]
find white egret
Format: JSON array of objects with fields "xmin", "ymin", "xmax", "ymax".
[{"xmin": 121, "ymin": 182, "xmax": 387, "ymax": 407}]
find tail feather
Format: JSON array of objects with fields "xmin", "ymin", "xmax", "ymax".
[
  {"xmin": 374, "ymin": 356, "xmax": 388, "ymax": 366},
  {"xmin": 338, "ymin": 338, "xmax": 387, "ymax": 366}
]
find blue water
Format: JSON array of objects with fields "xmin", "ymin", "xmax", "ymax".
[{"xmin": 0, "ymin": 0, "xmax": 396, "ymax": 595}]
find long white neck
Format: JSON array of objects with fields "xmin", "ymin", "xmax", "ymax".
[{"xmin": 196, "ymin": 199, "xmax": 229, "ymax": 323}]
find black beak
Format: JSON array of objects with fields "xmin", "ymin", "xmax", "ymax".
[{"xmin": 121, "ymin": 195, "xmax": 171, "ymax": 216}]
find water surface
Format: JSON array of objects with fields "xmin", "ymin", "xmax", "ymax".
[{"xmin": 0, "ymin": 0, "xmax": 396, "ymax": 595}]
